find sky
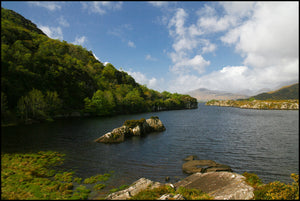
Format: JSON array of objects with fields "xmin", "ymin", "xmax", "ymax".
[{"xmin": 1, "ymin": 1, "xmax": 299, "ymax": 95}]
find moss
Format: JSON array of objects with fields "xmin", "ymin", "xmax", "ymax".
[
  {"xmin": 129, "ymin": 185, "xmax": 213, "ymax": 200},
  {"xmin": 83, "ymin": 173, "xmax": 111, "ymax": 184},
  {"xmin": 110, "ymin": 184, "xmax": 130, "ymax": 193},
  {"xmin": 150, "ymin": 116, "xmax": 159, "ymax": 120},
  {"xmin": 123, "ymin": 118, "xmax": 146, "ymax": 128}
]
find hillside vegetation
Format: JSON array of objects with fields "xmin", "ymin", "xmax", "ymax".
[
  {"xmin": 250, "ymin": 83, "xmax": 299, "ymax": 100},
  {"xmin": 1, "ymin": 7, "xmax": 197, "ymax": 126}
]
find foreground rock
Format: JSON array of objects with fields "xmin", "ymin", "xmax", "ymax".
[
  {"xmin": 105, "ymin": 172, "xmax": 254, "ymax": 200},
  {"xmin": 105, "ymin": 178, "xmax": 163, "ymax": 200},
  {"xmin": 95, "ymin": 117, "xmax": 166, "ymax": 143},
  {"xmin": 182, "ymin": 157, "xmax": 232, "ymax": 174},
  {"xmin": 174, "ymin": 172, "xmax": 254, "ymax": 200}
]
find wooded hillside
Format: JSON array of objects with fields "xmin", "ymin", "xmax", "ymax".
[{"xmin": 1, "ymin": 7, "xmax": 197, "ymax": 125}]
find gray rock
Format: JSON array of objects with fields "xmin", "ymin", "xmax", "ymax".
[
  {"xmin": 146, "ymin": 117, "xmax": 166, "ymax": 132},
  {"xmin": 184, "ymin": 155, "xmax": 198, "ymax": 161},
  {"xmin": 174, "ymin": 172, "xmax": 254, "ymax": 200},
  {"xmin": 94, "ymin": 126, "xmax": 129, "ymax": 143},
  {"xmin": 105, "ymin": 178, "xmax": 162, "ymax": 200},
  {"xmin": 182, "ymin": 159, "xmax": 232, "ymax": 174}
]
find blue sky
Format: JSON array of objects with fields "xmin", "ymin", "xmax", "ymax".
[{"xmin": 2, "ymin": 1, "xmax": 299, "ymax": 95}]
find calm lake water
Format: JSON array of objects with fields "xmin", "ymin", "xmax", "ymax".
[{"xmin": 1, "ymin": 103, "xmax": 299, "ymax": 192}]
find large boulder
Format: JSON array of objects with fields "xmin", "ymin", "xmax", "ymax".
[
  {"xmin": 105, "ymin": 178, "xmax": 163, "ymax": 200},
  {"xmin": 94, "ymin": 126, "xmax": 130, "ymax": 143},
  {"xmin": 174, "ymin": 172, "xmax": 254, "ymax": 200},
  {"xmin": 182, "ymin": 157, "xmax": 232, "ymax": 174},
  {"xmin": 146, "ymin": 117, "xmax": 166, "ymax": 132}
]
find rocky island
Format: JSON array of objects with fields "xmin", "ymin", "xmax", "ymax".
[
  {"xmin": 205, "ymin": 99, "xmax": 299, "ymax": 110},
  {"xmin": 94, "ymin": 116, "xmax": 166, "ymax": 143}
]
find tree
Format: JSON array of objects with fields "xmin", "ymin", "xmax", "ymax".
[
  {"xmin": 45, "ymin": 91, "xmax": 62, "ymax": 116},
  {"xmin": 123, "ymin": 89, "xmax": 145, "ymax": 113},
  {"xmin": 17, "ymin": 89, "xmax": 47, "ymax": 121},
  {"xmin": 84, "ymin": 90, "xmax": 115, "ymax": 116}
]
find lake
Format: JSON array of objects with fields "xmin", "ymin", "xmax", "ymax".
[{"xmin": 1, "ymin": 103, "xmax": 299, "ymax": 192}]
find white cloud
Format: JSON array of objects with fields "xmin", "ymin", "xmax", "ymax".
[
  {"xmin": 127, "ymin": 40, "xmax": 136, "ymax": 48},
  {"xmin": 170, "ymin": 54, "xmax": 210, "ymax": 74},
  {"xmin": 125, "ymin": 69, "xmax": 164, "ymax": 91},
  {"xmin": 148, "ymin": 1, "xmax": 169, "ymax": 7},
  {"xmin": 58, "ymin": 16, "xmax": 69, "ymax": 27},
  {"xmin": 28, "ymin": 2, "xmax": 62, "ymax": 11},
  {"xmin": 145, "ymin": 54, "xmax": 157, "ymax": 61},
  {"xmin": 164, "ymin": 2, "xmax": 298, "ymax": 94},
  {"xmin": 39, "ymin": 25, "xmax": 63, "ymax": 40},
  {"xmin": 81, "ymin": 2, "xmax": 122, "ymax": 15},
  {"xmin": 73, "ymin": 36, "xmax": 87, "ymax": 46},
  {"xmin": 167, "ymin": 8, "xmax": 213, "ymax": 75}
]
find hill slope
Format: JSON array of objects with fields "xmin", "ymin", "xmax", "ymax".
[
  {"xmin": 186, "ymin": 88, "xmax": 249, "ymax": 102},
  {"xmin": 251, "ymin": 83, "xmax": 299, "ymax": 100},
  {"xmin": 1, "ymin": 7, "xmax": 197, "ymax": 125}
]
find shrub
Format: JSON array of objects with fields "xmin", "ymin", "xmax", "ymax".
[
  {"xmin": 123, "ymin": 118, "xmax": 146, "ymax": 128},
  {"xmin": 243, "ymin": 172, "xmax": 299, "ymax": 200}
]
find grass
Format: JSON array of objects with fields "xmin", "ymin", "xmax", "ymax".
[
  {"xmin": 1, "ymin": 151, "xmax": 112, "ymax": 200},
  {"xmin": 129, "ymin": 185, "xmax": 213, "ymax": 200}
]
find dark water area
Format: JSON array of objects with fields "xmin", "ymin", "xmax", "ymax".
[{"xmin": 2, "ymin": 103, "xmax": 299, "ymax": 191}]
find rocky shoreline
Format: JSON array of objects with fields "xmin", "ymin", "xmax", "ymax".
[
  {"xmin": 101, "ymin": 156, "xmax": 255, "ymax": 200},
  {"xmin": 205, "ymin": 99, "xmax": 299, "ymax": 110}
]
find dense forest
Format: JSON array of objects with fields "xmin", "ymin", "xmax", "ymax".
[{"xmin": 1, "ymin": 7, "xmax": 197, "ymax": 126}]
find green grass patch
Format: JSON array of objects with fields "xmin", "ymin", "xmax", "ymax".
[
  {"xmin": 129, "ymin": 185, "xmax": 213, "ymax": 200},
  {"xmin": 110, "ymin": 184, "xmax": 130, "ymax": 193},
  {"xmin": 1, "ymin": 151, "xmax": 112, "ymax": 200}
]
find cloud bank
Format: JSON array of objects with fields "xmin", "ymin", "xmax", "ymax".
[{"xmin": 164, "ymin": 2, "xmax": 298, "ymax": 94}]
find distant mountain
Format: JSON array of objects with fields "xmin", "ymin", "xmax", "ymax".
[
  {"xmin": 186, "ymin": 88, "xmax": 249, "ymax": 102},
  {"xmin": 250, "ymin": 83, "xmax": 299, "ymax": 100}
]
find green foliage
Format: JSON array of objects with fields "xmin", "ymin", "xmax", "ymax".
[
  {"xmin": 243, "ymin": 172, "xmax": 264, "ymax": 188},
  {"xmin": 176, "ymin": 186, "xmax": 213, "ymax": 200},
  {"xmin": 16, "ymin": 89, "xmax": 62, "ymax": 122},
  {"xmin": 252, "ymin": 83, "xmax": 299, "ymax": 100},
  {"xmin": 83, "ymin": 173, "xmax": 111, "ymax": 184},
  {"xmin": 243, "ymin": 172, "xmax": 299, "ymax": 200},
  {"xmin": 129, "ymin": 185, "xmax": 213, "ymax": 200},
  {"xmin": 109, "ymin": 184, "xmax": 129, "ymax": 193},
  {"xmin": 123, "ymin": 118, "xmax": 146, "ymax": 128},
  {"xmin": 84, "ymin": 90, "xmax": 115, "ymax": 116},
  {"xmin": 1, "ymin": 151, "xmax": 113, "ymax": 200},
  {"xmin": 130, "ymin": 185, "xmax": 172, "ymax": 200}
]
